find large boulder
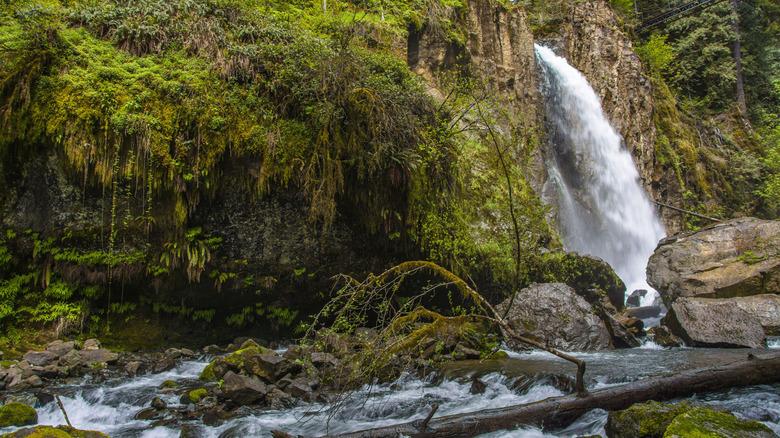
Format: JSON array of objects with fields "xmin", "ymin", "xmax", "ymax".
[
  {"xmin": 663, "ymin": 408, "xmax": 777, "ymax": 438},
  {"xmin": 497, "ymin": 283, "xmax": 612, "ymax": 351},
  {"xmin": 647, "ymin": 218, "xmax": 780, "ymax": 307},
  {"xmin": 606, "ymin": 400, "xmax": 725, "ymax": 438},
  {"xmin": 661, "ymin": 297, "xmax": 765, "ymax": 348},
  {"xmin": 728, "ymin": 294, "xmax": 780, "ymax": 335},
  {"xmin": 534, "ymin": 253, "xmax": 627, "ymax": 310},
  {"xmin": 220, "ymin": 371, "xmax": 268, "ymax": 405},
  {"xmin": 0, "ymin": 402, "xmax": 38, "ymax": 427}
]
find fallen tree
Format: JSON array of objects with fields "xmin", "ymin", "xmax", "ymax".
[{"xmin": 307, "ymin": 351, "xmax": 780, "ymax": 438}]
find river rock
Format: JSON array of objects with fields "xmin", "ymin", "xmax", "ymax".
[
  {"xmin": 0, "ymin": 402, "xmax": 38, "ymax": 427},
  {"xmin": 626, "ymin": 289, "xmax": 647, "ymax": 308},
  {"xmin": 602, "ymin": 314, "xmax": 641, "ymax": 348},
  {"xmin": 626, "ymin": 306, "xmax": 662, "ymax": 320},
  {"xmin": 0, "ymin": 425, "xmax": 110, "ymax": 437},
  {"xmin": 78, "ymin": 349, "xmax": 119, "ymax": 367},
  {"xmin": 661, "ymin": 297, "xmax": 765, "ymax": 348},
  {"xmin": 497, "ymin": 283, "xmax": 612, "ymax": 351},
  {"xmin": 647, "ymin": 217, "xmax": 780, "ymax": 307},
  {"xmin": 664, "ymin": 408, "xmax": 778, "ymax": 438},
  {"xmin": 244, "ymin": 354, "xmax": 286, "ymax": 381},
  {"xmin": 22, "ymin": 350, "xmax": 59, "ymax": 367},
  {"xmin": 221, "ymin": 371, "xmax": 268, "ymax": 406},
  {"xmin": 728, "ymin": 294, "xmax": 780, "ymax": 335},
  {"xmin": 82, "ymin": 339, "xmax": 102, "ymax": 351},
  {"xmin": 46, "ymin": 340, "xmax": 76, "ymax": 357},
  {"xmin": 605, "ymin": 400, "xmax": 728, "ymax": 438}
]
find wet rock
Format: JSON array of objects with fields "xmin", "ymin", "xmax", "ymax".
[
  {"xmin": 453, "ymin": 344, "xmax": 481, "ymax": 360},
  {"xmin": 605, "ymin": 400, "xmax": 727, "ymax": 438},
  {"xmin": 626, "ymin": 306, "xmax": 662, "ymax": 320},
  {"xmin": 22, "ymin": 350, "xmax": 59, "ymax": 367},
  {"xmin": 244, "ymin": 354, "xmax": 286, "ymax": 381},
  {"xmin": 134, "ymin": 407, "xmax": 166, "ymax": 421},
  {"xmin": 284, "ymin": 377, "xmax": 313, "ymax": 401},
  {"xmin": 0, "ymin": 402, "xmax": 38, "ymax": 427},
  {"xmin": 626, "ymin": 289, "xmax": 647, "ymax": 308},
  {"xmin": 1, "ymin": 425, "xmax": 110, "ymax": 437},
  {"xmin": 46, "ymin": 340, "xmax": 76, "ymax": 357},
  {"xmin": 497, "ymin": 283, "xmax": 612, "ymax": 351},
  {"xmin": 125, "ymin": 361, "xmax": 147, "ymax": 376},
  {"xmin": 602, "ymin": 314, "xmax": 641, "ymax": 348},
  {"xmin": 725, "ymin": 294, "xmax": 780, "ymax": 335},
  {"xmin": 189, "ymin": 388, "xmax": 208, "ymax": 404},
  {"xmin": 203, "ymin": 345, "xmax": 223, "ymax": 355},
  {"xmin": 310, "ymin": 352, "xmax": 337, "ymax": 368},
  {"xmin": 267, "ymin": 388, "xmax": 296, "ymax": 410},
  {"xmin": 151, "ymin": 397, "xmax": 167, "ymax": 410},
  {"xmin": 221, "ymin": 371, "xmax": 268, "ymax": 406},
  {"xmin": 647, "ymin": 217, "xmax": 780, "ymax": 306},
  {"xmin": 152, "ymin": 358, "xmax": 176, "ymax": 374},
  {"xmin": 78, "ymin": 349, "xmax": 119, "ymax": 367},
  {"xmin": 661, "ymin": 297, "xmax": 765, "ymax": 348},
  {"xmin": 664, "ymin": 408, "xmax": 777, "ymax": 438},
  {"xmin": 82, "ymin": 339, "xmax": 102, "ymax": 351},
  {"xmin": 470, "ymin": 377, "xmax": 487, "ymax": 395}
]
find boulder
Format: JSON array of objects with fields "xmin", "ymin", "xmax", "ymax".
[
  {"xmin": 221, "ymin": 371, "xmax": 268, "ymax": 406},
  {"xmin": 650, "ymin": 326, "xmax": 682, "ymax": 348},
  {"xmin": 534, "ymin": 253, "xmax": 627, "ymax": 310},
  {"xmin": 663, "ymin": 408, "xmax": 777, "ymax": 438},
  {"xmin": 82, "ymin": 339, "xmax": 102, "ymax": 351},
  {"xmin": 661, "ymin": 297, "xmax": 765, "ymax": 348},
  {"xmin": 125, "ymin": 361, "xmax": 147, "ymax": 376},
  {"xmin": 606, "ymin": 401, "xmax": 728, "ymax": 438},
  {"xmin": 626, "ymin": 306, "xmax": 662, "ymax": 320},
  {"xmin": 0, "ymin": 425, "xmax": 110, "ymax": 438},
  {"xmin": 602, "ymin": 314, "xmax": 641, "ymax": 348},
  {"xmin": 46, "ymin": 340, "xmax": 76, "ymax": 357},
  {"xmin": 150, "ymin": 397, "xmax": 167, "ymax": 410},
  {"xmin": 497, "ymin": 283, "xmax": 612, "ymax": 351},
  {"xmin": 728, "ymin": 294, "xmax": 780, "ymax": 335},
  {"xmin": 647, "ymin": 218, "xmax": 780, "ymax": 307},
  {"xmin": 78, "ymin": 349, "xmax": 119, "ymax": 367},
  {"xmin": 22, "ymin": 351, "xmax": 59, "ymax": 367},
  {"xmin": 0, "ymin": 402, "xmax": 38, "ymax": 427},
  {"xmin": 626, "ymin": 289, "xmax": 647, "ymax": 308},
  {"xmin": 244, "ymin": 354, "xmax": 286, "ymax": 381}
]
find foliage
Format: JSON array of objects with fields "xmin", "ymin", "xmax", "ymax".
[{"xmin": 636, "ymin": 33, "xmax": 676, "ymax": 75}]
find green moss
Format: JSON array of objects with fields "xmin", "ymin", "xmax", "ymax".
[
  {"xmin": 606, "ymin": 401, "xmax": 703, "ymax": 438},
  {"xmin": 198, "ymin": 362, "xmax": 216, "ymax": 381},
  {"xmin": 188, "ymin": 388, "xmax": 208, "ymax": 403},
  {"xmin": 160, "ymin": 380, "xmax": 177, "ymax": 388},
  {"xmin": 663, "ymin": 408, "xmax": 775, "ymax": 438},
  {"xmin": 0, "ymin": 425, "xmax": 110, "ymax": 438},
  {"xmin": 0, "ymin": 402, "xmax": 38, "ymax": 428}
]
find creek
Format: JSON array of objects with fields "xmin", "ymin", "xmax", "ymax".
[{"xmin": 1, "ymin": 341, "xmax": 779, "ymax": 437}]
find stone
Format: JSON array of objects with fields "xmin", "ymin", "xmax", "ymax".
[
  {"xmin": 221, "ymin": 371, "xmax": 268, "ymax": 406},
  {"xmin": 152, "ymin": 358, "xmax": 176, "ymax": 374},
  {"xmin": 22, "ymin": 350, "xmax": 59, "ymax": 367},
  {"xmin": 310, "ymin": 352, "xmax": 337, "ymax": 367},
  {"xmin": 470, "ymin": 377, "xmax": 487, "ymax": 395},
  {"xmin": 134, "ymin": 407, "xmax": 165, "ymax": 421},
  {"xmin": 1, "ymin": 425, "xmax": 110, "ymax": 437},
  {"xmin": 285, "ymin": 377, "xmax": 313, "ymax": 401},
  {"xmin": 203, "ymin": 345, "xmax": 223, "ymax": 355},
  {"xmin": 663, "ymin": 408, "xmax": 778, "ymax": 438},
  {"xmin": 46, "ymin": 340, "xmax": 76, "ymax": 357},
  {"xmin": 0, "ymin": 402, "xmax": 38, "ymax": 427},
  {"xmin": 82, "ymin": 339, "xmax": 102, "ymax": 350},
  {"xmin": 151, "ymin": 397, "xmax": 167, "ymax": 410},
  {"xmin": 453, "ymin": 344, "xmax": 481, "ymax": 360},
  {"xmin": 189, "ymin": 388, "xmax": 208, "ymax": 403},
  {"xmin": 626, "ymin": 290, "xmax": 647, "ymax": 308},
  {"xmin": 125, "ymin": 361, "xmax": 147, "ymax": 376},
  {"xmin": 606, "ymin": 401, "xmax": 728, "ymax": 438},
  {"xmin": 661, "ymin": 297, "xmax": 766, "ymax": 348},
  {"xmin": 267, "ymin": 388, "xmax": 296, "ymax": 410},
  {"xmin": 726, "ymin": 294, "xmax": 780, "ymax": 335},
  {"xmin": 647, "ymin": 218, "xmax": 780, "ymax": 306},
  {"xmin": 496, "ymin": 283, "xmax": 612, "ymax": 351},
  {"xmin": 626, "ymin": 306, "xmax": 663, "ymax": 320},
  {"xmin": 78, "ymin": 349, "xmax": 119, "ymax": 367},
  {"xmin": 602, "ymin": 314, "xmax": 641, "ymax": 348},
  {"xmin": 244, "ymin": 354, "xmax": 285, "ymax": 381}
]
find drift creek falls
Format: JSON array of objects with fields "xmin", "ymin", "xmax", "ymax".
[{"xmin": 1, "ymin": 0, "xmax": 780, "ymax": 437}]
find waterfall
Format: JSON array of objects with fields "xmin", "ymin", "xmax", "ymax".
[{"xmin": 535, "ymin": 44, "xmax": 666, "ymax": 306}]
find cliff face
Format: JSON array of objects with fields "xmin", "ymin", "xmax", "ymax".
[{"xmin": 409, "ymin": 0, "xmax": 537, "ymax": 126}]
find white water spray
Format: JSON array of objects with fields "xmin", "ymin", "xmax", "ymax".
[{"xmin": 535, "ymin": 45, "xmax": 666, "ymax": 305}]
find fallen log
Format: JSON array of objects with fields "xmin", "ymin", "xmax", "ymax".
[{"xmin": 315, "ymin": 351, "xmax": 780, "ymax": 438}]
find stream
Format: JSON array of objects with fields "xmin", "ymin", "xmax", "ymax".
[{"xmin": 2, "ymin": 339, "xmax": 779, "ymax": 438}]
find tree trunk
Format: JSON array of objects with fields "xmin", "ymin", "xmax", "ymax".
[
  {"xmin": 313, "ymin": 351, "xmax": 780, "ymax": 438},
  {"xmin": 731, "ymin": 0, "xmax": 747, "ymax": 117}
]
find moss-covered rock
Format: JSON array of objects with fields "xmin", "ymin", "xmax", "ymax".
[
  {"xmin": 663, "ymin": 408, "xmax": 777, "ymax": 438},
  {"xmin": 198, "ymin": 362, "xmax": 216, "ymax": 381},
  {"xmin": 0, "ymin": 425, "xmax": 110, "ymax": 438},
  {"xmin": 606, "ymin": 401, "xmax": 715, "ymax": 438},
  {"xmin": 188, "ymin": 388, "xmax": 208, "ymax": 403},
  {"xmin": 199, "ymin": 345, "xmax": 276, "ymax": 381},
  {"xmin": 0, "ymin": 402, "xmax": 38, "ymax": 428}
]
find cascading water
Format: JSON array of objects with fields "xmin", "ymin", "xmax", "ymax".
[{"xmin": 535, "ymin": 44, "xmax": 666, "ymax": 306}]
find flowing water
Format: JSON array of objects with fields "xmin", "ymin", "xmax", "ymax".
[
  {"xmin": 535, "ymin": 45, "xmax": 666, "ymax": 306},
  {"xmin": 2, "ymin": 343, "xmax": 779, "ymax": 438}
]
